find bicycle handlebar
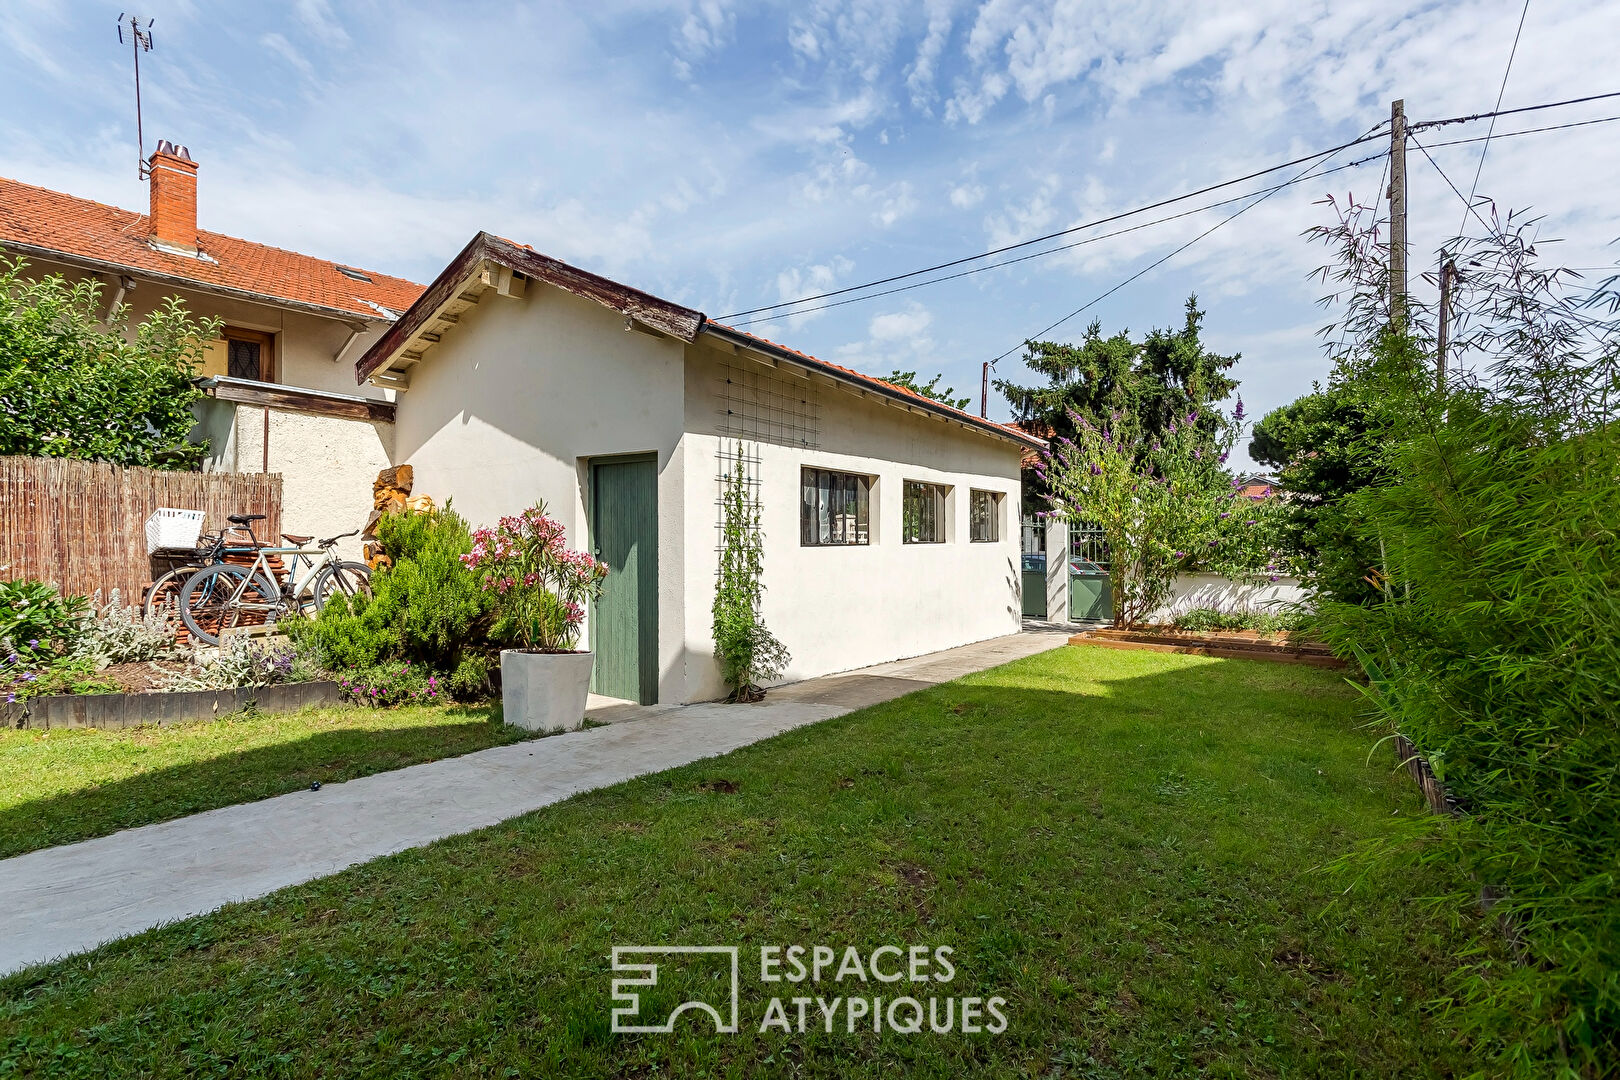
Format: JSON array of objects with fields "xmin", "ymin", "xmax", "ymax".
[{"xmin": 319, "ymin": 529, "xmax": 360, "ymax": 547}]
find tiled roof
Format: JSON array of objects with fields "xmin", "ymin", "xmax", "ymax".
[
  {"xmin": 0, "ymin": 175, "xmax": 423, "ymax": 320},
  {"xmin": 706, "ymin": 321, "xmax": 1042, "ymax": 448}
]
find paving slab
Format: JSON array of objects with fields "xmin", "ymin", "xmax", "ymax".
[{"xmin": 0, "ymin": 631, "xmax": 1066, "ymax": 976}]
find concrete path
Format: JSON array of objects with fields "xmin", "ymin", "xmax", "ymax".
[{"xmin": 0, "ymin": 631, "xmax": 1066, "ymax": 976}]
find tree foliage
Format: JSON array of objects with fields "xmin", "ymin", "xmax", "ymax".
[
  {"xmin": 1249, "ymin": 377, "xmax": 1387, "ymax": 604},
  {"xmin": 1305, "ymin": 192, "xmax": 1620, "ymax": 1075},
  {"xmin": 883, "ymin": 370, "xmax": 971, "ymax": 410},
  {"xmin": 1042, "ymin": 405, "xmax": 1285, "ymax": 626},
  {"xmin": 996, "ymin": 295, "xmax": 1240, "ymax": 499},
  {"xmin": 0, "ymin": 253, "xmax": 219, "ymax": 468}
]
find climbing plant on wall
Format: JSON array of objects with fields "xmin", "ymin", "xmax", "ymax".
[{"xmin": 711, "ymin": 440, "xmax": 789, "ymax": 701}]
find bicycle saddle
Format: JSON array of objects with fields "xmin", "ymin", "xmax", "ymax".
[
  {"xmin": 228, "ymin": 514, "xmax": 267, "ymax": 525},
  {"xmin": 282, "ymin": 533, "xmax": 313, "ymax": 544}
]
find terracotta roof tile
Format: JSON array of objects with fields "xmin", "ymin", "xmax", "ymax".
[{"xmin": 0, "ymin": 174, "xmax": 423, "ymax": 320}]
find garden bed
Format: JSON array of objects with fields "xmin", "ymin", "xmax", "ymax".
[
  {"xmin": 1070, "ymin": 625, "xmax": 1344, "ymax": 667},
  {"xmin": 2, "ymin": 680, "xmax": 344, "ymax": 730}
]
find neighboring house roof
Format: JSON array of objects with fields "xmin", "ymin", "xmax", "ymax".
[
  {"xmin": 357, "ymin": 231, "xmax": 1046, "ymax": 452},
  {"xmin": 0, "ymin": 174, "xmax": 423, "ymax": 323}
]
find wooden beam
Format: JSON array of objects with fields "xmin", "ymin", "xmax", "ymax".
[{"xmin": 207, "ymin": 379, "xmax": 396, "ymax": 422}]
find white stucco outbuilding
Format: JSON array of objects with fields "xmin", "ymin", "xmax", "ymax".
[{"xmin": 354, "ymin": 234, "xmax": 1045, "ymax": 705}]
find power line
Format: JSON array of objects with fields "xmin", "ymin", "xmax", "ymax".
[
  {"xmin": 1409, "ymin": 89, "xmax": 1620, "ymax": 134},
  {"xmin": 1421, "ymin": 112, "xmax": 1620, "ymax": 149},
  {"xmin": 984, "ymin": 130, "xmax": 1376, "ymax": 367},
  {"xmin": 721, "ymin": 90, "xmax": 1620, "ymax": 324},
  {"xmin": 727, "ymin": 153, "xmax": 1385, "ymax": 328},
  {"xmin": 1460, "ymin": 0, "xmax": 1532, "ymax": 237},
  {"xmin": 716, "ymin": 130, "xmax": 1390, "ymax": 321}
]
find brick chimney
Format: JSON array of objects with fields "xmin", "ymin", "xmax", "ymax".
[{"xmin": 148, "ymin": 140, "xmax": 199, "ymax": 254}]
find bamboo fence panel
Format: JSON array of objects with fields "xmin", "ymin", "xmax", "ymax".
[{"xmin": 0, "ymin": 456, "xmax": 281, "ymax": 603}]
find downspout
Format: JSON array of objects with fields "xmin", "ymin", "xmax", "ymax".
[{"xmin": 263, "ymin": 406, "xmax": 270, "ymax": 474}]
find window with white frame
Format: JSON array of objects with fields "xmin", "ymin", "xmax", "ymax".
[
  {"xmin": 903, "ymin": 480, "xmax": 949, "ymax": 544},
  {"xmin": 801, "ymin": 468, "xmax": 871, "ymax": 545},
  {"xmin": 969, "ymin": 489, "xmax": 1003, "ymax": 542}
]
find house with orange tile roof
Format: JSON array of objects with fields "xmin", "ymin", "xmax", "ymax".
[
  {"xmin": 355, "ymin": 232, "xmax": 1045, "ymax": 705},
  {"xmin": 0, "ymin": 141, "xmax": 426, "ymax": 554}
]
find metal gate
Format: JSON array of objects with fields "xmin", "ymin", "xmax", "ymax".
[
  {"xmin": 1020, "ymin": 517, "xmax": 1047, "ymax": 618},
  {"xmin": 1068, "ymin": 521, "xmax": 1112, "ymax": 623}
]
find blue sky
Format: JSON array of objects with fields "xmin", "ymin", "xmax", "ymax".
[{"xmin": 3, "ymin": 0, "xmax": 1618, "ymax": 467}]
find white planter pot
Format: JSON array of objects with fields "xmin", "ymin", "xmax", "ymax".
[{"xmin": 500, "ymin": 649, "xmax": 595, "ymax": 732}]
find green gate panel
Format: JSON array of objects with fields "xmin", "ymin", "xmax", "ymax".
[
  {"xmin": 589, "ymin": 455, "xmax": 659, "ymax": 704},
  {"xmin": 1069, "ymin": 573, "xmax": 1111, "ymax": 622},
  {"xmin": 1022, "ymin": 570, "xmax": 1047, "ymax": 618}
]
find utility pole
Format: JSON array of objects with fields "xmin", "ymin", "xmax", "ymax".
[
  {"xmin": 1388, "ymin": 99, "xmax": 1408, "ymax": 327},
  {"xmin": 1437, "ymin": 257, "xmax": 1456, "ymax": 392},
  {"xmin": 980, "ymin": 361, "xmax": 989, "ymax": 418}
]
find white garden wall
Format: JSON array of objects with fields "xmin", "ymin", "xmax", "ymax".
[{"xmin": 1144, "ymin": 573, "xmax": 1310, "ymax": 623}]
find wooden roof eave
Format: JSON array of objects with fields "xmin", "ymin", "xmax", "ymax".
[{"xmin": 355, "ymin": 233, "xmax": 704, "ymax": 386}]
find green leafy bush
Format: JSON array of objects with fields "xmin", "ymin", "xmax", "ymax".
[
  {"xmin": 1171, "ymin": 607, "xmax": 1306, "ymax": 634},
  {"xmin": 335, "ymin": 660, "xmax": 448, "ymax": 707},
  {"xmin": 1305, "ymin": 197, "xmax": 1620, "ymax": 1074},
  {"xmin": 298, "ymin": 507, "xmax": 496, "ymax": 699},
  {"xmin": 0, "ymin": 253, "xmax": 221, "ymax": 468},
  {"xmin": 0, "ymin": 579, "xmax": 89, "ymax": 661}
]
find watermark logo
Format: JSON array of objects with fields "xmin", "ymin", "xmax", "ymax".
[
  {"xmin": 609, "ymin": 946, "xmax": 740, "ymax": 1034},
  {"xmin": 609, "ymin": 944, "xmax": 1006, "ymax": 1036}
]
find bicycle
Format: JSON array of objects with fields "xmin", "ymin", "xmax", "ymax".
[
  {"xmin": 141, "ymin": 523, "xmax": 267, "ymax": 623},
  {"xmin": 176, "ymin": 514, "xmax": 372, "ymax": 645}
]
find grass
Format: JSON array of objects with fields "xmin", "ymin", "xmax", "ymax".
[
  {"xmin": 0, "ymin": 647, "xmax": 1492, "ymax": 1078},
  {"xmin": 0, "ymin": 702, "xmax": 534, "ymax": 859}
]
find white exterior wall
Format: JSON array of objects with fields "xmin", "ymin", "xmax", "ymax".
[
  {"xmin": 680, "ymin": 343, "xmax": 1024, "ymax": 702},
  {"xmin": 229, "ymin": 406, "xmax": 392, "ymax": 561},
  {"xmin": 388, "ymin": 286, "xmax": 691, "ymax": 705},
  {"xmin": 1144, "ymin": 573, "xmax": 1310, "ymax": 622},
  {"xmin": 33, "ymin": 261, "xmax": 396, "ymax": 400}
]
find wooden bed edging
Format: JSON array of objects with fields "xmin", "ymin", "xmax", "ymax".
[
  {"xmin": 1068, "ymin": 628, "xmax": 1346, "ymax": 668},
  {"xmin": 2, "ymin": 681, "xmax": 345, "ymax": 730}
]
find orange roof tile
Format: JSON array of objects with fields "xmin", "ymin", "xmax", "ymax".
[{"xmin": 0, "ymin": 174, "xmax": 423, "ymax": 320}]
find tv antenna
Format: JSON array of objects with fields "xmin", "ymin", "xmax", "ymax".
[{"xmin": 117, "ymin": 13, "xmax": 155, "ymax": 179}]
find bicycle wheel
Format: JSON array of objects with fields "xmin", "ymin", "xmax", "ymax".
[
  {"xmin": 142, "ymin": 564, "xmax": 201, "ymax": 626},
  {"xmin": 309, "ymin": 560, "xmax": 373, "ymax": 613},
  {"xmin": 179, "ymin": 564, "xmax": 281, "ymax": 646}
]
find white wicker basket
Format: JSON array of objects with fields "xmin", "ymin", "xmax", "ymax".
[{"xmin": 145, "ymin": 507, "xmax": 206, "ymax": 554}]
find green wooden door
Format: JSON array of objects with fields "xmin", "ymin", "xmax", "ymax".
[{"xmin": 589, "ymin": 455, "xmax": 658, "ymax": 704}]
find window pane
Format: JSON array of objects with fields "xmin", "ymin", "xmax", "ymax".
[
  {"xmin": 801, "ymin": 468, "xmax": 870, "ymax": 546},
  {"xmin": 904, "ymin": 481, "xmax": 947, "ymax": 543},
  {"xmin": 227, "ymin": 340, "xmax": 261, "ymax": 380},
  {"xmin": 970, "ymin": 490, "xmax": 999, "ymax": 542}
]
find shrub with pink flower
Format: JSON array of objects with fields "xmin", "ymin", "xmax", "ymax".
[{"xmin": 460, "ymin": 502, "xmax": 608, "ymax": 651}]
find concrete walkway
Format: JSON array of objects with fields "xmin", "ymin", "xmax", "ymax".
[{"xmin": 0, "ymin": 631, "xmax": 1066, "ymax": 976}]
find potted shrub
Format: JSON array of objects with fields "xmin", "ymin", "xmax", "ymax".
[{"xmin": 462, "ymin": 503, "xmax": 607, "ymax": 731}]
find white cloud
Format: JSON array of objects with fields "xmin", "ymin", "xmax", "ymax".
[
  {"xmin": 294, "ymin": 0, "xmax": 350, "ymax": 48},
  {"xmin": 870, "ymin": 302, "xmax": 933, "ymax": 340},
  {"xmin": 950, "ymin": 182, "xmax": 985, "ymax": 208}
]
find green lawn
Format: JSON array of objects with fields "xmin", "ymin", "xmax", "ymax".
[
  {"xmin": 0, "ymin": 702, "xmax": 533, "ymax": 859},
  {"xmin": 0, "ymin": 647, "xmax": 1491, "ymax": 1078}
]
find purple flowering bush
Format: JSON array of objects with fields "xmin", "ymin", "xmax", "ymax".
[
  {"xmin": 336, "ymin": 660, "xmax": 447, "ymax": 707},
  {"xmin": 1044, "ymin": 403, "xmax": 1290, "ymax": 626}
]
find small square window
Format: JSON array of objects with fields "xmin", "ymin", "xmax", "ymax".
[
  {"xmin": 970, "ymin": 490, "xmax": 1003, "ymax": 542},
  {"xmin": 801, "ymin": 468, "xmax": 871, "ymax": 546},
  {"xmin": 223, "ymin": 327, "xmax": 275, "ymax": 382},
  {"xmin": 903, "ymin": 480, "xmax": 949, "ymax": 544}
]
